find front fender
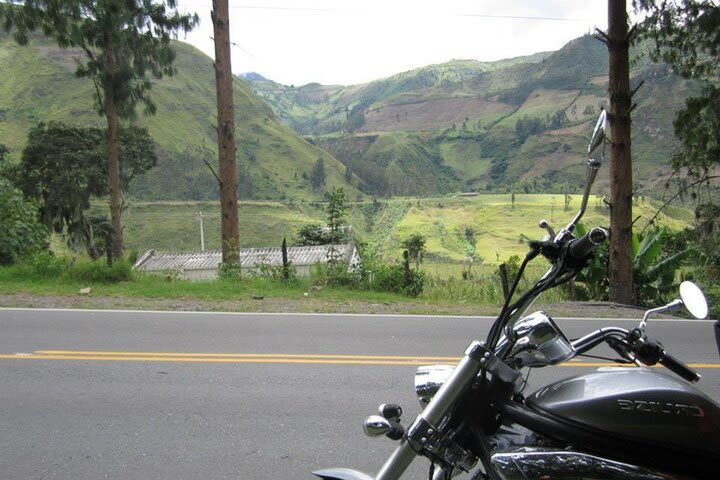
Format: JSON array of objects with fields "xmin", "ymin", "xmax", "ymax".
[{"xmin": 313, "ymin": 468, "xmax": 374, "ymax": 480}]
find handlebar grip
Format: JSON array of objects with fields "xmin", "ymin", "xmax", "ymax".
[
  {"xmin": 660, "ymin": 352, "xmax": 701, "ymax": 382},
  {"xmin": 568, "ymin": 227, "xmax": 608, "ymax": 260}
]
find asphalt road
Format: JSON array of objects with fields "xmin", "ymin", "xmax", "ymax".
[{"xmin": 1, "ymin": 308, "xmax": 718, "ymax": 480}]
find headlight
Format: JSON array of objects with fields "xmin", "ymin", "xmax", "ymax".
[
  {"xmin": 414, "ymin": 364, "xmax": 455, "ymax": 407},
  {"xmin": 507, "ymin": 312, "xmax": 574, "ymax": 367}
]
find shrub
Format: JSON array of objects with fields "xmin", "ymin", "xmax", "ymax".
[
  {"xmin": 370, "ymin": 262, "xmax": 425, "ymax": 298},
  {"xmin": 311, "ymin": 261, "xmax": 363, "ymax": 288},
  {"xmin": 218, "ymin": 261, "xmax": 242, "ymax": 280},
  {"xmin": 253, "ymin": 261, "xmax": 299, "ymax": 284},
  {"xmin": 65, "ymin": 259, "xmax": 134, "ymax": 283},
  {"xmin": 29, "ymin": 251, "xmax": 72, "ymax": 277},
  {"xmin": 0, "ymin": 178, "xmax": 48, "ymax": 265}
]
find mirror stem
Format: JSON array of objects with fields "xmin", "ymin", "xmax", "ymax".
[
  {"xmin": 639, "ymin": 299, "xmax": 683, "ymax": 331},
  {"xmin": 569, "ymin": 161, "xmax": 600, "ymax": 231}
]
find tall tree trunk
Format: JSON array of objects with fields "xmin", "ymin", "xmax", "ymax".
[
  {"xmin": 607, "ymin": 0, "xmax": 634, "ymax": 304},
  {"xmin": 105, "ymin": 44, "xmax": 124, "ymax": 259},
  {"xmin": 212, "ymin": 0, "xmax": 239, "ymax": 265}
]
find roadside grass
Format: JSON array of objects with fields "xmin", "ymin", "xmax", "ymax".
[
  {"xmin": 0, "ymin": 254, "xmax": 568, "ymax": 313},
  {"xmin": 0, "ymin": 195, "xmax": 692, "ymax": 312},
  {"xmin": 0, "ymin": 260, "xmax": 432, "ymax": 306}
]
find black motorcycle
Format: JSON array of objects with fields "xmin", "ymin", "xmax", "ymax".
[{"xmin": 314, "ymin": 111, "xmax": 720, "ymax": 480}]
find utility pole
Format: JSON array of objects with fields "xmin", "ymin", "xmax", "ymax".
[
  {"xmin": 196, "ymin": 211, "xmax": 205, "ymax": 251},
  {"xmin": 212, "ymin": 0, "xmax": 240, "ymax": 265},
  {"xmin": 598, "ymin": 0, "xmax": 634, "ymax": 304}
]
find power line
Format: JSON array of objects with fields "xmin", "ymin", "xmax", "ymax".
[{"xmin": 179, "ymin": 2, "xmax": 594, "ymax": 23}]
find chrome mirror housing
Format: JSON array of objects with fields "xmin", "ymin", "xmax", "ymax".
[{"xmin": 506, "ymin": 312, "xmax": 575, "ymax": 368}]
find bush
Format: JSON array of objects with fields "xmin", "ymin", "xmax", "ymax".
[
  {"xmin": 16, "ymin": 253, "xmax": 134, "ymax": 283},
  {"xmin": 311, "ymin": 261, "xmax": 363, "ymax": 288},
  {"xmin": 0, "ymin": 178, "xmax": 48, "ymax": 265},
  {"xmin": 371, "ymin": 262, "xmax": 425, "ymax": 298},
  {"xmin": 29, "ymin": 251, "xmax": 72, "ymax": 277},
  {"xmin": 310, "ymin": 257, "xmax": 425, "ymax": 298},
  {"xmin": 218, "ymin": 261, "xmax": 242, "ymax": 280},
  {"xmin": 252, "ymin": 261, "xmax": 299, "ymax": 284},
  {"xmin": 65, "ymin": 259, "xmax": 134, "ymax": 283}
]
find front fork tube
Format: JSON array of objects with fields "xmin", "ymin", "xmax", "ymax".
[{"xmin": 375, "ymin": 341, "xmax": 486, "ymax": 480}]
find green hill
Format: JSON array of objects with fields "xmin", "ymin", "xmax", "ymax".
[
  {"xmin": 247, "ymin": 35, "xmax": 699, "ymax": 198},
  {"xmin": 111, "ymin": 193, "xmax": 693, "ymax": 264},
  {"xmin": 0, "ymin": 31, "xmax": 362, "ymax": 202}
]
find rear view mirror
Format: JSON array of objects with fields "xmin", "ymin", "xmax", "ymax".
[
  {"xmin": 639, "ymin": 281, "xmax": 709, "ymax": 330},
  {"xmin": 587, "ymin": 109, "xmax": 607, "ymax": 155},
  {"xmin": 679, "ymin": 281, "xmax": 708, "ymax": 319}
]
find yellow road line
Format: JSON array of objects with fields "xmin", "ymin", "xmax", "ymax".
[
  {"xmin": 0, "ymin": 354, "xmax": 440, "ymax": 366},
  {"xmin": 0, "ymin": 350, "xmax": 717, "ymax": 368},
  {"xmin": 33, "ymin": 350, "xmax": 461, "ymax": 362}
]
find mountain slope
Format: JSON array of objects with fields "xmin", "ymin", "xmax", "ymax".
[
  {"xmin": 0, "ymin": 31, "xmax": 362, "ymax": 202},
  {"xmin": 247, "ymin": 35, "xmax": 698, "ymax": 197}
]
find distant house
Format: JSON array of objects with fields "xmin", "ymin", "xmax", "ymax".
[{"xmin": 133, "ymin": 243, "xmax": 360, "ymax": 280}]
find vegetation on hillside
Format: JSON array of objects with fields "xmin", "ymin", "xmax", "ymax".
[
  {"xmin": 247, "ymin": 35, "xmax": 697, "ymax": 198},
  {"xmin": 633, "ymin": 0, "xmax": 720, "ymax": 313},
  {"xmin": 0, "ymin": 30, "xmax": 363, "ymax": 203},
  {"xmin": 9, "ymin": 122, "xmax": 156, "ymax": 259},
  {"xmin": 1, "ymin": 0, "xmax": 199, "ymax": 257}
]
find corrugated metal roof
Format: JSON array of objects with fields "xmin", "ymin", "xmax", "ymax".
[{"xmin": 134, "ymin": 243, "xmax": 358, "ymax": 272}]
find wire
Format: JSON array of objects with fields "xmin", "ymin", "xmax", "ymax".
[
  {"xmin": 578, "ymin": 353, "xmax": 633, "ymax": 364},
  {"xmin": 179, "ymin": 1, "xmax": 595, "ymax": 23},
  {"xmin": 519, "ymin": 367, "xmax": 532, "ymax": 394}
]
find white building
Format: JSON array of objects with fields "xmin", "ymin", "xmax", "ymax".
[{"xmin": 133, "ymin": 243, "xmax": 360, "ymax": 280}]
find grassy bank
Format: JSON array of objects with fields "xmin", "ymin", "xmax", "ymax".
[{"xmin": 0, "ymin": 256, "xmax": 552, "ymax": 315}]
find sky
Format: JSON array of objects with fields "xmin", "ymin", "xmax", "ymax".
[{"xmin": 174, "ymin": 1, "xmax": 610, "ymax": 86}]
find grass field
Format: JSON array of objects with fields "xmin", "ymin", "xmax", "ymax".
[
  {"xmin": 376, "ymin": 193, "xmax": 693, "ymax": 264},
  {"xmin": 0, "ymin": 192, "xmax": 700, "ymax": 314},
  {"xmin": 104, "ymin": 194, "xmax": 693, "ymax": 270}
]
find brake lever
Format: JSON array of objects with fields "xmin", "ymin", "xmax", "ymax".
[
  {"xmin": 539, "ymin": 219, "xmax": 556, "ymax": 238},
  {"xmin": 606, "ymin": 336, "xmax": 639, "ymax": 365}
]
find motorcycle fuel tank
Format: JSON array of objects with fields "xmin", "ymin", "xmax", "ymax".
[{"xmin": 526, "ymin": 368, "xmax": 720, "ymax": 456}]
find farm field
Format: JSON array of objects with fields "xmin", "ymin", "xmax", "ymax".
[{"xmin": 112, "ymin": 194, "xmax": 693, "ymax": 269}]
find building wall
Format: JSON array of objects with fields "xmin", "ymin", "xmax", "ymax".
[{"xmin": 153, "ymin": 263, "xmax": 315, "ymax": 281}]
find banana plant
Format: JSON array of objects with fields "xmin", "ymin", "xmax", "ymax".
[
  {"xmin": 632, "ymin": 228, "xmax": 691, "ymax": 306},
  {"xmin": 573, "ymin": 224, "xmax": 691, "ymax": 306}
]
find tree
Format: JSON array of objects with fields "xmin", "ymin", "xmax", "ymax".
[
  {"xmin": 11, "ymin": 122, "xmax": 156, "ymax": 258},
  {"xmin": 326, "ymin": 187, "xmax": 349, "ymax": 245},
  {"xmin": 402, "ymin": 233, "xmax": 427, "ymax": 270},
  {"xmin": 633, "ymin": 1, "xmax": 720, "ymax": 313},
  {"xmin": 311, "ymin": 158, "xmax": 326, "ymax": 191},
  {"xmin": 1, "ymin": 1, "xmax": 197, "ymax": 259},
  {"xmin": 1, "ymin": 144, "xmax": 48, "ymax": 264},
  {"xmin": 595, "ymin": 0, "xmax": 634, "ymax": 304},
  {"xmin": 0, "ymin": 178, "xmax": 48, "ymax": 265},
  {"xmin": 0, "ymin": 144, "xmax": 7, "ymax": 166},
  {"xmin": 294, "ymin": 188, "xmax": 350, "ymax": 247},
  {"xmin": 634, "ymin": 0, "xmax": 720, "ymax": 177},
  {"xmin": 211, "ymin": 0, "xmax": 239, "ymax": 267},
  {"xmin": 294, "ymin": 223, "xmax": 329, "ymax": 246},
  {"xmin": 549, "ymin": 109, "xmax": 569, "ymax": 129}
]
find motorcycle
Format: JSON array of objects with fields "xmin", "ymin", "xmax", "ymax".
[{"xmin": 314, "ymin": 110, "xmax": 720, "ymax": 480}]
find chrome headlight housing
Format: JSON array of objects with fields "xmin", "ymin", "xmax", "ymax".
[
  {"xmin": 414, "ymin": 364, "xmax": 455, "ymax": 407},
  {"xmin": 506, "ymin": 311, "xmax": 574, "ymax": 367}
]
